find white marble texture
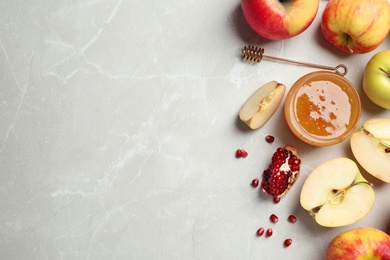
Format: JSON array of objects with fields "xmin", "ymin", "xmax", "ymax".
[{"xmin": 1, "ymin": 0, "xmax": 390, "ymax": 259}]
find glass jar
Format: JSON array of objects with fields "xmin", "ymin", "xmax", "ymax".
[{"xmin": 284, "ymin": 71, "xmax": 361, "ymax": 146}]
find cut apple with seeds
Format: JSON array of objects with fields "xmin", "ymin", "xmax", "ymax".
[
  {"xmin": 239, "ymin": 81, "xmax": 286, "ymax": 129},
  {"xmin": 350, "ymin": 118, "xmax": 390, "ymax": 183},
  {"xmin": 300, "ymin": 158, "xmax": 375, "ymax": 227}
]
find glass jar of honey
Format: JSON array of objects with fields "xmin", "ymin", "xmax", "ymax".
[{"xmin": 284, "ymin": 71, "xmax": 361, "ymax": 146}]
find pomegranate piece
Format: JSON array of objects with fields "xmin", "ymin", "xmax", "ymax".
[
  {"xmin": 256, "ymin": 227, "xmax": 264, "ymax": 236},
  {"xmin": 266, "ymin": 228, "xmax": 273, "ymax": 237},
  {"xmin": 261, "ymin": 145, "xmax": 301, "ymax": 199},
  {"xmin": 270, "ymin": 214, "xmax": 278, "ymax": 223},
  {"xmin": 265, "ymin": 135, "xmax": 275, "ymax": 143},
  {"xmin": 284, "ymin": 238, "xmax": 292, "ymax": 247},
  {"xmin": 288, "ymin": 214, "xmax": 297, "ymax": 223},
  {"xmin": 251, "ymin": 178, "xmax": 259, "ymax": 187}
]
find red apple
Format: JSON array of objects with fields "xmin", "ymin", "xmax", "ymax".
[
  {"xmin": 321, "ymin": 0, "xmax": 390, "ymax": 54},
  {"xmin": 325, "ymin": 227, "xmax": 390, "ymax": 259},
  {"xmin": 241, "ymin": 0, "xmax": 319, "ymax": 40}
]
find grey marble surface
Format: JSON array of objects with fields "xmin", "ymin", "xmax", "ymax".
[{"xmin": 1, "ymin": 0, "xmax": 390, "ymax": 259}]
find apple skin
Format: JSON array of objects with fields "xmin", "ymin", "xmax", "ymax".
[
  {"xmin": 241, "ymin": 0, "xmax": 319, "ymax": 40},
  {"xmin": 363, "ymin": 50, "xmax": 390, "ymax": 109},
  {"xmin": 325, "ymin": 227, "xmax": 390, "ymax": 260},
  {"xmin": 321, "ymin": 0, "xmax": 390, "ymax": 54}
]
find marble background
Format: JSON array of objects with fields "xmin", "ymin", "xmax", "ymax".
[{"xmin": 1, "ymin": 0, "xmax": 390, "ymax": 259}]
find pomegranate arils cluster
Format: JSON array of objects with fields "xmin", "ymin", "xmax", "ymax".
[
  {"xmin": 261, "ymin": 145, "xmax": 301, "ymax": 199},
  {"xmin": 256, "ymin": 214, "xmax": 297, "ymax": 248},
  {"xmin": 236, "ymin": 149, "xmax": 248, "ymax": 158}
]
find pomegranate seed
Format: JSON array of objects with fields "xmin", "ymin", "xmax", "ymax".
[
  {"xmin": 251, "ymin": 178, "xmax": 259, "ymax": 187},
  {"xmin": 288, "ymin": 214, "xmax": 297, "ymax": 223},
  {"xmin": 256, "ymin": 227, "xmax": 264, "ymax": 236},
  {"xmin": 270, "ymin": 214, "xmax": 278, "ymax": 223},
  {"xmin": 266, "ymin": 228, "xmax": 273, "ymax": 237},
  {"xmin": 293, "ymin": 158, "xmax": 301, "ymax": 165},
  {"xmin": 236, "ymin": 149, "xmax": 248, "ymax": 158},
  {"xmin": 265, "ymin": 135, "xmax": 275, "ymax": 143},
  {"xmin": 273, "ymin": 197, "xmax": 281, "ymax": 204},
  {"xmin": 284, "ymin": 238, "xmax": 292, "ymax": 247}
]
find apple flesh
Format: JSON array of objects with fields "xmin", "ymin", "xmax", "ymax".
[
  {"xmin": 363, "ymin": 50, "xmax": 390, "ymax": 109},
  {"xmin": 241, "ymin": 0, "xmax": 319, "ymax": 40},
  {"xmin": 325, "ymin": 227, "xmax": 390, "ymax": 260},
  {"xmin": 239, "ymin": 81, "xmax": 286, "ymax": 129},
  {"xmin": 300, "ymin": 158, "xmax": 375, "ymax": 227},
  {"xmin": 321, "ymin": 0, "xmax": 390, "ymax": 54},
  {"xmin": 350, "ymin": 118, "xmax": 390, "ymax": 183}
]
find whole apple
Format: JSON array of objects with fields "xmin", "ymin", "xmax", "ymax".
[
  {"xmin": 241, "ymin": 0, "xmax": 319, "ymax": 40},
  {"xmin": 325, "ymin": 227, "xmax": 390, "ymax": 260},
  {"xmin": 363, "ymin": 50, "xmax": 390, "ymax": 109},
  {"xmin": 321, "ymin": 0, "xmax": 390, "ymax": 54}
]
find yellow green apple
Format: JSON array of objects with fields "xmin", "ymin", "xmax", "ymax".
[
  {"xmin": 241, "ymin": 0, "xmax": 319, "ymax": 40},
  {"xmin": 321, "ymin": 0, "xmax": 390, "ymax": 54},
  {"xmin": 363, "ymin": 50, "xmax": 390, "ymax": 109},
  {"xmin": 325, "ymin": 227, "xmax": 390, "ymax": 259}
]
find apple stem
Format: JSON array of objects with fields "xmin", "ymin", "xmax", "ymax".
[{"xmin": 378, "ymin": 67, "xmax": 390, "ymax": 77}]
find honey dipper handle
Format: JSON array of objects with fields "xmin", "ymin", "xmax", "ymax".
[{"xmin": 262, "ymin": 55, "xmax": 348, "ymax": 76}]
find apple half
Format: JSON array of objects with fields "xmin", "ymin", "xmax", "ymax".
[
  {"xmin": 350, "ymin": 118, "xmax": 390, "ymax": 183},
  {"xmin": 239, "ymin": 81, "xmax": 286, "ymax": 129},
  {"xmin": 300, "ymin": 158, "xmax": 375, "ymax": 227}
]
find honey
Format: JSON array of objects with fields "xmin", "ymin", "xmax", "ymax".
[
  {"xmin": 295, "ymin": 80, "xmax": 352, "ymax": 137},
  {"xmin": 284, "ymin": 71, "xmax": 361, "ymax": 146}
]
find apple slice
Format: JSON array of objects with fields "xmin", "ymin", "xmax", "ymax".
[
  {"xmin": 350, "ymin": 118, "xmax": 390, "ymax": 183},
  {"xmin": 239, "ymin": 81, "xmax": 286, "ymax": 129},
  {"xmin": 300, "ymin": 158, "xmax": 375, "ymax": 227}
]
